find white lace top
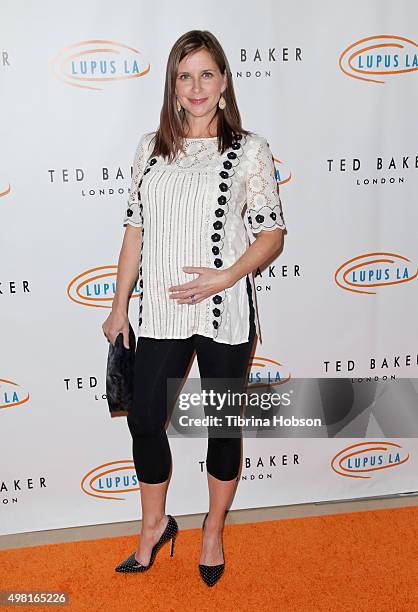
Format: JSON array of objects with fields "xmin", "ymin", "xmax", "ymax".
[{"xmin": 122, "ymin": 131, "xmax": 286, "ymax": 345}]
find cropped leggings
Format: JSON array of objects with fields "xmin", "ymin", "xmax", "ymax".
[{"xmin": 126, "ymin": 275, "xmax": 256, "ymax": 484}]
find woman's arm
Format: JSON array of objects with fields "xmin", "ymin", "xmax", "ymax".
[
  {"xmin": 112, "ymin": 225, "xmax": 142, "ymax": 313},
  {"xmin": 225, "ymin": 228, "xmax": 284, "ymax": 286},
  {"xmin": 102, "ymin": 225, "xmax": 142, "ymax": 348},
  {"xmin": 102, "ymin": 133, "xmax": 151, "ymax": 346},
  {"xmin": 228, "ymin": 133, "xmax": 286, "ymax": 283}
]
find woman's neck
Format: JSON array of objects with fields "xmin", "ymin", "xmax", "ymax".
[{"xmin": 182, "ymin": 118, "xmax": 218, "ymax": 139}]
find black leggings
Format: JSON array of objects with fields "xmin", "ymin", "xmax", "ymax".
[{"xmin": 126, "ymin": 275, "xmax": 257, "ymax": 484}]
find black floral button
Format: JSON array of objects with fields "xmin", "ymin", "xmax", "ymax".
[
  {"xmin": 248, "ymin": 215, "xmax": 252, "ymax": 224},
  {"xmin": 219, "ymin": 170, "xmax": 229, "ymax": 179},
  {"xmin": 140, "ymin": 279, "xmax": 143, "ymax": 288},
  {"xmin": 214, "ymin": 258, "xmax": 223, "ymax": 268},
  {"xmin": 270, "ymin": 212, "xmax": 277, "ymax": 220},
  {"xmin": 213, "ymin": 308, "xmax": 221, "ymax": 317},
  {"xmin": 231, "ymin": 142, "xmax": 241, "ymax": 150},
  {"xmin": 255, "ymin": 214, "xmax": 265, "ymax": 223},
  {"xmin": 149, "ymin": 158, "xmax": 157, "ymax": 165},
  {"xmin": 212, "ymin": 246, "xmax": 220, "ymax": 255},
  {"xmin": 212, "ymin": 294, "xmax": 222, "ymax": 304},
  {"xmin": 227, "ymin": 152, "xmax": 237, "ymax": 159},
  {"xmin": 139, "ymin": 179, "xmax": 143, "ymax": 188},
  {"xmin": 143, "ymin": 168, "xmax": 150, "ymax": 174},
  {"xmin": 215, "ymin": 209, "xmax": 224, "ymax": 218},
  {"xmin": 211, "ymin": 233, "xmax": 221, "ymax": 242},
  {"xmin": 218, "ymin": 195, "xmax": 227, "ymax": 205},
  {"xmin": 223, "ymin": 161, "xmax": 232, "ymax": 170},
  {"xmin": 126, "ymin": 209, "xmax": 133, "ymax": 217},
  {"xmin": 212, "ymin": 320, "xmax": 219, "ymax": 329},
  {"xmin": 219, "ymin": 183, "xmax": 228, "ymax": 192},
  {"xmin": 139, "ymin": 317, "xmax": 142, "ymax": 325},
  {"xmin": 235, "ymin": 133, "xmax": 243, "ymax": 140},
  {"xmin": 213, "ymin": 221, "xmax": 222, "ymax": 230}
]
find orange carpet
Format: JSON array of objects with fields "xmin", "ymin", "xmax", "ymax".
[{"xmin": 1, "ymin": 506, "xmax": 417, "ymax": 612}]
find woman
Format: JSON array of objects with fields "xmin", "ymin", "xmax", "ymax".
[{"xmin": 102, "ymin": 29, "xmax": 286, "ymax": 587}]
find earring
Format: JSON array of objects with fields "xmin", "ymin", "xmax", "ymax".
[
  {"xmin": 218, "ymin": 94, "xmax": 226, "ymax": 110},
  {"xmin": 176, "ymin": 98, "xmax": 182, "ymax": 112}
]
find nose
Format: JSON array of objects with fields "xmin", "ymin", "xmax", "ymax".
[{"xmin": 191, "ymin": 77, "xmax": 202, "ymax": 93}]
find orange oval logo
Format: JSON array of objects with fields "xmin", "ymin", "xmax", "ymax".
[
  {"xmin": 335, "ymin": 252, "xmax": 417, "ymax": 294},
  {"xmin": 331, "ymin": 441, "xmax": 410, "ymax": 478},
  {"xmin": 50, "ymin": 39, "xmax": 151, "ymax": 90},
  {"xmin": 0, "ymin": 184, "xmax": 11, "ymax": 198},
  {"xmin": 0, "ymin": 379, "xmax": 30, "ymax": 410},
  {"xmin": 67, "ymin": 265, "xmax": 140, "ymax": 308},
  {"xmin": 339, "ymin": 35, "xmax": 418, "ymax": 83},
  {"xmin": 81, "ymin": 460, "xmax": 139, "ymax": 499}
]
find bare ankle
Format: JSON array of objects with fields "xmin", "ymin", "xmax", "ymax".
[
  {"xmin": 141, "ymin": 513, "xmax": 166, "ymax": 531},
  {"xmin": 206, "ymin": 513, "xmax": 225, "ymax": 530}
]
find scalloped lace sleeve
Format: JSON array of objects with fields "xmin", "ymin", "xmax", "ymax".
[
  {"xmin": 123, "ymin": 133, "xmax": 151, "ymax": 228},
  {"xmin": 245, "ymin": 136, "xmax": 286, "ymax": 235}
]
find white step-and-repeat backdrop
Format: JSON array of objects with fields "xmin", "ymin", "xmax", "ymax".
[{"xmin": 1, "ymin": 0, "xmax": 417, "ymax": 535}]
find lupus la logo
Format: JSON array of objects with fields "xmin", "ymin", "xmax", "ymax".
[
  {"xmin": 248, "ymin": 356, "xmax": 290, "ymax": 388},
  {"xmin": 0, "ymin": 184, "xmax": 11, "ymax": 198},
  {"xmin": 339, "ymin": 35, "xmax": 418, "ymax": 83},
  {"xmin": 0, "ymin": 379, "xmax": 30, "ymax": 410},
  {"xmin": 273, "ymin": 155, "xmax": 292, "ymax": 187},
  {"xmin": 67, "ymin": 265, "xmax": 140, "ymax": 308},
  {"xmin": 50, "ymin": 40, "xmax": 150, "ymax": 90},
  {"xmin": 335, "ymin": 252, "xmax": 417, "ymax": 294},
  {"xmin": 331, "ymin": 441, "xmax": 410, "ymax": 478},
  {"xmin": 81, "ymin": 460, "xmax": 139, "ymax": 500}
]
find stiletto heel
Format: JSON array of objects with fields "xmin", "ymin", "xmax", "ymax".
[
  {"xmin": 115, "ymin": 514, "xmax": 178, "ymax": 573},
  {"xmin": 170, "ymin": 534, "xmax": 176, "ymax": 557},
  {"xmin": 198, "ymin": 510, "xmax": 227, "ymax": 587}
]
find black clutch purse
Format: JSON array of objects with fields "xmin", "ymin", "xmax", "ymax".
[{"xmin": 106, "ymin": 322, "xmax": 136, "ymax": 414}]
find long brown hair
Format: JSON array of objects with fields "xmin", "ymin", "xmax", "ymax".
[{"xmin": 150, "ymin": 30, "xmax": 252, "ymax": 161}]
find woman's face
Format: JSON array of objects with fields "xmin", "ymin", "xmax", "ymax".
[{"xmin": 175, "ymin": 48, "xmax": 227, "ymax": 122}]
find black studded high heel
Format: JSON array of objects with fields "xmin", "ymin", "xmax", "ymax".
[
  {"xmin": 115, "ymin": 514, "xmax": 178, "ymax": 573},
  {"xmin": 198, "ymin": 511, "xmax": 227, "ymax": 587}
]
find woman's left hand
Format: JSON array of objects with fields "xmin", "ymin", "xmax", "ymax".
[{"xmin": 168, "ymin": 266, "xmax": 234, "ymax": 304}]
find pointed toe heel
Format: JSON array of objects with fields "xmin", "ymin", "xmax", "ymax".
[
  {"xmin": 115, "ymin": 552, "xmax": 145, "ymax": 573},
  {"xmin": 198, "ymin": 562, "xmax": 225, "ymax": 587},
  {"xmin": 170, "ymin": 533, "xmax": 176, "ymax": 557},
  {"xmin": 115, "ymin": 514, "xmax": 178, "ymax": 573},
  {"xmin": 198, "ymin": 511, "xmax": 226, "ymax": 587}
]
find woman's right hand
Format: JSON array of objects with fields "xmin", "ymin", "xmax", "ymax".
[{"xmin": 102, "ymin": 308, "xmax": 130, "ymax": 349}]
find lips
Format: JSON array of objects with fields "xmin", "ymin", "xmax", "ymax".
[{"xmin": 189, "ymin": 98, "xmax": 207, "ymax": 105}]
